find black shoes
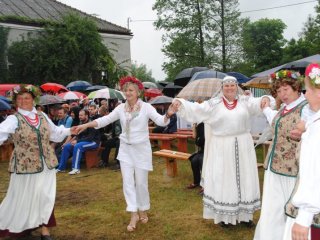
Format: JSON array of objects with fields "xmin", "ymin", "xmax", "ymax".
[
  {"xmin": 241, "ymin": 220, "xmax": 255, "ymax": 228},
  {"xmin": 41, "ymin": 235, "xmax": 53, "ymax": 240}
]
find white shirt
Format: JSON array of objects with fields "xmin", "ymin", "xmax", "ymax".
[
  {"xmin": 95, "ymin": 102, "xmax": 168, "ymax": 144},
  {"xmin": 0, "ymin": 107, "xmax": 70, "ymax": 145}
]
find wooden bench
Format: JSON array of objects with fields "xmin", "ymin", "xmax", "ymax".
[
  {"xmin": 149, "ymin": 134, "xmax": 176, "ymax": 150},
  {"xmin": 84, "ymin": 146, "xmax": 105, "ymax": 169},
  {"xmin": 0, "ymin": 142, "xmax": 14, "ymax": 161},
  {"xmin": 153, "ymin": 149, "xmax": 191, "ymax": 177}
]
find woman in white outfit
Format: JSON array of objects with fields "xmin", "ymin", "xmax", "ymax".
[
  {"xmin": 0, "ymin": 85, "xmax": 72, "ymax": 240},
  {"xmin": 282, "ymin": 64, "xmax": 320, "ymax": 240},
  {"xmin": 76, "ymin": 76, "xmax": 174, "ymax": 232},
  {"xmin": 171, "ymin": 76, "xmax": 270, "ymax": 226},
  {"xmin": 254, "ymin": 70, "xmax": 308, "ymax": 240}
]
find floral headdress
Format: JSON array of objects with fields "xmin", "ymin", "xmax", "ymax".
[
  {"xmin": 269, "ymin": 70, "xmax": 302, "ymax": 82},
  {"xmin": 119, "ymin": 76, "xmax": 144, "ymax": 91},
  {"xmin": 305, "ymin": 63, "xmax": 320, "ymax": 88},
  {"xmin": 8, "ymin": 84, "xmax": 41, "ymax": 104}
]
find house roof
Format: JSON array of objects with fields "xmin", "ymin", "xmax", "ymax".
[{"xmin": 0, "ymin": 0, "xmax": 132, "ymax": 36}]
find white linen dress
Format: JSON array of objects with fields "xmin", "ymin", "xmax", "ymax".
[
  {"xmin": 0, "ymin": 108, "xmax": 70, "ymax": 234},
  {"xmin": 176, "ymin": 95, "xmax": 265, "ymax": 225},
  {"xmin": 282, "ymin": 108, "xmax": 320, "ymax": 240}
]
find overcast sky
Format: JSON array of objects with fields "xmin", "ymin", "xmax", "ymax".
[{"xmin": 58, "ymin": 0, "xmax": 318, "ymax": 80}]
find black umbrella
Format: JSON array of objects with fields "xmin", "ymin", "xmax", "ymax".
[
  {"xmin": 162, "ymin": 83, "xmax": 183, "ymax": 97},
  {"xmin": 66, "ymin": 80, "xmax": 92, "ymax": 91},
  {"xmin": 189, "ymin": 70, "xmax": 227, "ymax": 82},
  {"xmin": 174, "ymin": 67, "xmax": 208, "ymax": 87}
]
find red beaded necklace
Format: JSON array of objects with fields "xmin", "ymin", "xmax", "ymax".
[
  {"xmin": 23, "ymin": 114, "xmax": 39, "ymax": 126},
  {"xmin": 223, "ymin": 97, "xmax": 238, "ymax": 110}
]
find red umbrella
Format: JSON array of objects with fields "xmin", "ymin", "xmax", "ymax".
[
  {"xmin": 40, "ymin": 83, "xmax": 68, "ymax": 93},
  {"xmin": 144, "ymin": 89, "xmax": 163, "ymax": 98},
  {"xmin": 58, "ymin": 91, "xmax": 87, "ymax": 100}
]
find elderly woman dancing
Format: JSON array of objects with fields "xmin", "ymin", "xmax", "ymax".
[
  {"xmin": 0, "ymin": 85, "xmax": 73, "ymax": 240},
  {"xmin": 171, "ymin": 76, "xmax": 272, "ymax": 227},
  {"xmin": 75, "ymin": 76, "xmax": 175, "ymax": 232},
  {"xmin": 254, "ymin": 70, "xmax": 308, "ymax": 240}
]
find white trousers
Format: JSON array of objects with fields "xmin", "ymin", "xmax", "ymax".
[
  {"xmin": 254, "ymin": 169, "xmax": 296, "ymax": 240},
  {"xmin": 120, "ymin": 161, "xmax": 150, "ymax": 212}
]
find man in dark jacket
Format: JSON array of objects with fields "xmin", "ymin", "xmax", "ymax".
[{"xmin": 56, "ymin": 109, "xmax": 100, "ymax": 175}]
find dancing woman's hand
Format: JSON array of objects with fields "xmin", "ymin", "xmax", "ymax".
[
  {"xmin": 260, "ymin": 97, "xmax": 270, "ymax": 109},
  {"xmin": 170, "ymin": 100, "xmax": 181, "ymax": 112}
]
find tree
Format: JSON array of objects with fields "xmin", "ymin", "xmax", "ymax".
[
  {"xmin": 299, "ymin": 0, "xmax": 320, "ymax": 55},
  {"xmin": 281, "ymin": 38, "xmax": 311, "ymax": 64},
  {"xmin": 153, "ymin": 0, "xmax": 244, "ymax": 80},
  {"xmin": 0, "ymin": 26, "xmax": 9, "ymax": 83},
  {"xmin": 242, "ymin": 18, "xmax": 286, "ymax": 74},
  {"xmin": 7, "ymin": 14, "xmax": 124, "ymax": 87},
  {"xmin": 131, "ymin": 62, "xmax": 156, "ymax": 82}
]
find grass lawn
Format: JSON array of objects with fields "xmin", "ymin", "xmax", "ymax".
[{"xmin": 0, "ymin": 145, "xmax": 266, "ymax": 240}]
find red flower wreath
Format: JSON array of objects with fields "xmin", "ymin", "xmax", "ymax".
[{"xmin": 119, "ymin": 76, "xmax": 144, "ymax": 90}]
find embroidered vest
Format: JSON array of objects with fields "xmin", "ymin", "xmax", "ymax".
[
  {"xmin": 8, "ymin": 112, "xmax": 58, "ymax": 174},
  {"xmin": 264, "ymin": 101, "xmax": 307, "ymax": 177},
  {"xmin": 285, "ymin": 176, "xmax": 320, "ymax": 227}
]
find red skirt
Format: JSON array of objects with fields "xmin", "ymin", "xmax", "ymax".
[
  {"xmin": 311, "ymin": 226, "xmax": 320, "ymax": 240},
  {"xmin": 0, "ymin": 210, "xmax": 56, "ymax": 238}
]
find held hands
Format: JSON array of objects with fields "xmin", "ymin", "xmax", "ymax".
[
  {"xmin": 74, "ymin": 124, "xmax": 88, "ymax": 135},
  {"xmin": 260, "ymin": 97, "xmax": 270, "ymax": 109},
  {"xmin": 292, "ymin": 223, "xmax": 309, "ymax": 240},
  {"xmin": 290, "ymin": 120, "xmax": 306, "ymax": 141},
  {"xmin": 170, "ymin": 100, "xmax": 181, "ymax": 113}
]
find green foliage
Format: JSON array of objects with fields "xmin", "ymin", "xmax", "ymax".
[
  {"xmin": 281, "ymin": 38, "xmax": 311, "ymax": 64},
  {"xmin": 7, "ymin": 13, "xmax": 124, "ymax": 86},
  {"xmin": 0, "ymin": 26, "xmax": 9, "ymax": 83},
  {"xmin": 131, "ymin": 61, "xmax": 156, "ymax": 82},
  {"xmin": 242, "ymin": 18, "xmax": 286, "ymax": 74},
  {"xmin": 153, "ymin": 0, "xmax": 244, "ymax": 80}
]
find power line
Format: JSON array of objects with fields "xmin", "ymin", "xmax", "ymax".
[
  {"xmin": 128, "ymin": 0, "xmax": 317, "ymax": 23},
  {"xmin": 241, "ymin": 0, "xmax": 317, "ymax": 14}
]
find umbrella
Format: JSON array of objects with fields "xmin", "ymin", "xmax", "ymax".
[
  {"xmin": 58, "ymin": 91, "xmax": 87, "ymax": 100},
  {"xmin": 177, "ymin": 78, "xmax": 222, "ymax": 101},
  {"xmin": 66, "ymin": 80, "xmax": 92, "ymax": 91},
  {"xmin": 243, "ymin": 76, "xmax": 271, "ymax": 89},
  {"xmin": 226, "ymin": 72, "xmax": 251, "ymax": 84},
  {"xmin": 39, "ymin": 95, "xmax": 65, "ymax": 105},
  {"xmin": 0, "ymin": 99, "xmax": 11, "ymax": 111},
  {"xmin": 0, "ymin": 96, "xmax": 11, "ymax": 103},
  {"xmin": 144, "ymin": 88, "xmax": 163, "ymax": 98},
  {"xmin": 162, "ymin": 83, "xmax": 183, "ymax": 97},
  {"xmin": 189, "ymin": 70, "xmax": 227, "ymax": 82},
  {"xmin": 142, "ymin": 82, "xmax": 159, "ymax": 89},
  {"xmin": 87, "ymin": 88, "xmax": 125, "ymax": 100},
  {"xmin": 148, "ymin": 96, "xmax": 173, "ymax": 105},
  {"xmin": 85, "ymin": 85, "xmax": 107, "ymax": 91},
  {"xmin": 174, "ymin": 67, "xmax": 208, "ymax": 87},
  {"xmin": 40, "ymin": 83, "xmax": 68, "ymax": 93}
]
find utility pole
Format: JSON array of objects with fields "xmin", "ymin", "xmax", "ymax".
[
  {"xmin": 127, "ymin": 17, "xmax": 131, "ymax": 29},
  {"xmin": 220, "ymin": 0, "xmax": 226, "ymax": 72}
]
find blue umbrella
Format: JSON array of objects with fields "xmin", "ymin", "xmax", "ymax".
[
  {"xmin": 66, "ymin": 80, "xmax": 92, "ymax": 91},
  {"xmin": 0, "ymin": 96, "xmax": 11, "ymax": 103},
  {"xmin": 226, "ymin": 72, "xmax": 251, "ymax": 84},
  {"xmin": 0, "ymin": 99, "xmax": 11, "ymax": 111}
]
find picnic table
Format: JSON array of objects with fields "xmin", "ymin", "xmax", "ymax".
[
  {"xmin": 153, "ymin": 149, "xmax": 191, "ymax": 177},
  {"xmin": 0, "ymin": 142, "xmax": 14, "ymax": 161}
]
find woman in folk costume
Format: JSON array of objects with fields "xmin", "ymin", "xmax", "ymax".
[
  {"xmin": 253, "ymin": 70, "xmax": 309, "ymax": 240},
  {"xmin": 170, "ymin": 76, "xmax": 271, "ymax": 226},
  {"xmin": 0, "ymin": 85, "xmax": 73, "ymax": 240},
  {"xmin": 282, "ymin": 64, "xmax": 320, "ymax": 240},
  {"xmin": 75, "ymin": 76, "xmax": 174, "ymax": 232}
]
